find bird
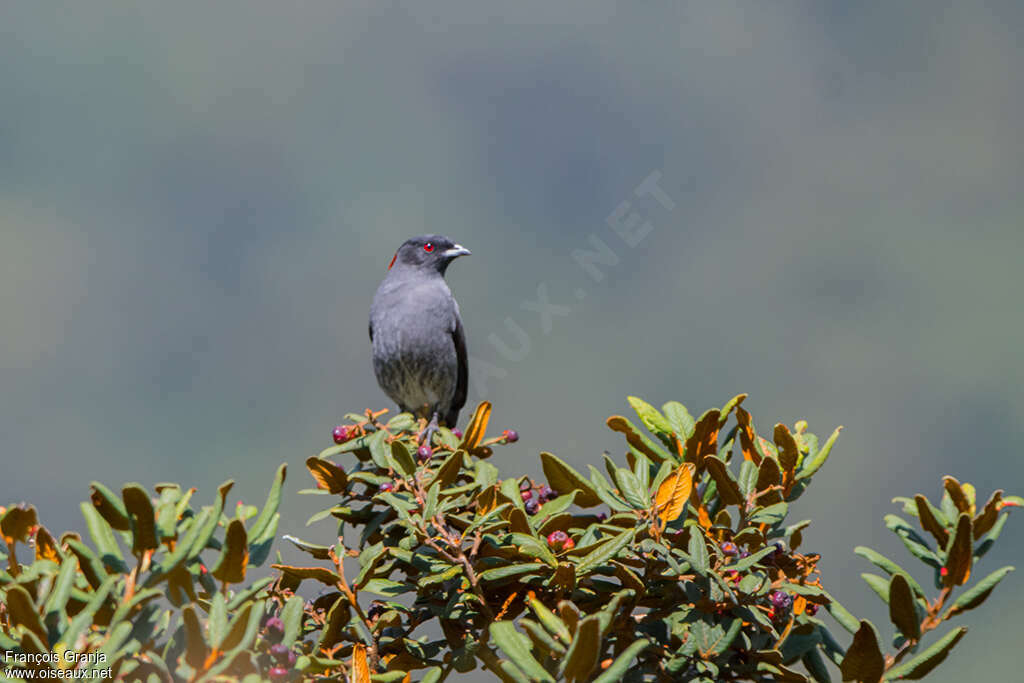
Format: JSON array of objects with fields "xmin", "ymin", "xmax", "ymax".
[{"xmin": 369, "ymin": 235, "xmax": 470, "ymax": 441}]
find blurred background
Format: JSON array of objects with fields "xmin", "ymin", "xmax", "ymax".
[{"xmin": 2, "ymin": 2, "xmax": 1022, "ymax": 679}]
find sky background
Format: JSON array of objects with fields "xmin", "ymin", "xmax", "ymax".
[{"xmin": 3, "ymin": 2, "xmax": 1023, "ymax": 680}]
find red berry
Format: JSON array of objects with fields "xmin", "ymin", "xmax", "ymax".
[
  {"xmin": 547, "ymin": 530, "xmax": 570, "ymax": 549},
  {"xmin": 270, "ymin": 643, "xmax": 290, "ymax": 662},
  {"xmin": 379, "ymin": 481, "xmax": 394, "ymax": 493},
  {"xmin": 417, "ymin": 445, "xmax": 433, "ymax": 462},
  {"xmin": 503, "ymin": 429, "xmax": 519, "ymax": 443},
  {"xmin": 268, "ymin": 667, "xmax": 289, "ymax": 682},
  {"xmin": 524, "ymin": 499, "xmax": 540, "ymax": 515},
  {"xmin": 770, "ymin": 591, "xmax": 792, "ymax": 611},
  {"xmin": 453, "ymin": 429, "xmax": 463, "ymax": 439},
  {"xmin": 805, "ymin": 603, "xmax": 819, "ymax": 617},
  {"xmin": 332, "ymin": 425, "xmax": 350, "ymax": 444},
  {"xmin": 940, "ymin": 567, "xmax": 949, "ymax": 576},
  {"xmin": 521, "ymin": 490, "xmax": 534, "ymax": 502},
  {"xmin": 264, "ymin": 616, "xmax": 285, "ymax": 643}
]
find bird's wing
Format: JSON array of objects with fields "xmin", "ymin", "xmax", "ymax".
[{"xmin": 451, "ymin": 312, "xmax": 468, "ymax": 418}]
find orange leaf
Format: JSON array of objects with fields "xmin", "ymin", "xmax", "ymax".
[
  {"xmin": 735, "ymin": 408, "xmax": 763, "ymax": 466},
  {"xmin": 306, "ymin": 457, "xmax": 348, "ymax": 494},
  {"xmin": 351, "ymin": 643, "xmax": 372, "ymax": 683},
  {"xmin": 653, "ymin": 464, "xmax": 694, "ymax": 525},
  {"xmin": 459, "ymin": 401, "xmax": 492, "ymax": 451}
]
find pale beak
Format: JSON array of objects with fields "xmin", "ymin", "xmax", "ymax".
[{"xmin": 444, "ymin": 244, "xmax": 471, "ymax": 258}]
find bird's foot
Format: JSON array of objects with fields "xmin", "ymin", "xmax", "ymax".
[{"xmin": 418, "ymin": 413, "xmax": 440, "ymax": 447}]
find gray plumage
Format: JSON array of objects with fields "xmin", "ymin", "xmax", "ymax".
[{"xmin": 369, "ymin": 235, "xmax": 470, "ymax": 427}]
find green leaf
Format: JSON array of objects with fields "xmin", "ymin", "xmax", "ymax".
[
  {"xmin": 391, "ymin": 440, "xmax": 417, "ymax": 476},
  {"xmin": 974, "ymin": 512, "xmax": 1009, "ymax": 561},
  {"xmin": 723, "ymin": 546, "xmax": 776, "ymax": 573},
  {"xmin": 227, "ymin": 576, "xmax": 275, "ymax": 610},
  {"xmin": 155, "ymin": 486, "xmax": 181, "ymax": 543},
  {"xmin": 144, "ymin": 507, "xmax": 211, "ymax": 586},
  {"xmin": 419, "ymin": 667, "xmax": 444, "ymax": 683},
  {"xmin": 208, "ymin": 592, "xmax": 228, "ymax": 649},
  {"xmin": 796, "ymin": 426, "xmax": 842, "ymax": 480},
  {"xmin": 490, "ymin": 621, "xmax": 555, "ymax": 683},
  {"xmin": 463, "ymin": 503, "xmax": 512, "ymax": 538},
  {"xmin": 189, "ymin": 480, "xmax": 234, "ymax": 559},
  {"xmin": 587, "ymin": 466, "xmax": 631, "ymax": 512},
  {"xmin": 281, "ymin": 594, "xmax": 305, "ymax": 647},
  {"xmin": 821, "ymin": 589, "xmax": 860, "ymax": 635},
  {"xmin": 562, "ymin": 615, "xmax": 601, "ymax": 683},
  {"xmin": 424, "ymin": 482, "xmax": 440, "ymax": 521},
  {"xmin": 861, "ymin": 573, "xmax": 890, "ymax": 604},
  {"xmin": 944, "ymin": 566, "xmax": 1014, "ymax": 618},
  {"xmin": 57, "ymin": 576, "xmax": 116, "ymax": 650},
  {"xmin": 575, "ymin": 529, "xmax": 635, "ymax": 575},
  {"xmin": 663, "ymin": 401, "xmax": 695, "ymax": 439},
  {"xmin": 249, "ymin": 463, "xmax": 287, "ymax": 543},
  {"xmin": 476, "ymin": 460, "xmax": 500, "ymax": 490},
  {"xmin": 884, "ymin": 627, "xmax": 967, "ymax": 680},
  {"xmin": 737, "ymin": 459, "xmax": 759, "ymax": 497},
  {"xmin": 628, "ymin": 396, "xmax": 677, "ymax": 449},
  {"xmin": 220, "ymin": 601, "xmax": 262, "ymax": 654},
  {"xmin": 592, "ymin": 639, "xmax": 649, "ymax": 683},
  {"xmin": 368, "ymin": 429, "xmax": 391, "ymax": 470},
  {"xmin": 41, "ymin": 555, "xmax": 78, "ymax": 624},
  {"xmin": 480, "ymin": 563, "xmax": 543, "ymax": 583},
  {"xmin": 362, "ymin": 578, "xmax": 411, "ymax": 596},
  {"xmin": 749, "ymin": 502, "xmax": 788, "ymax": 526},
  {"xmin": 687, "ymin": 529, "xmax": 710, "ymax": 575},
  {"xmin": 521, "ymin": 618, "xmax": 567, "ymax": 657},
  {"xmin": 529, "ymin": 596, "xmax": 572, "ymax": 643},
  {"xmin": 802, "ymin": 647, "xmax": 832, "ymax": 683},
  {"xmin": 80, "ymin": 502, "xmax": 128, "ymax": 572},
  {"xmin": 853, "ymin": 546, "xmax": 927, "ymax": 603},
  {"xmin": 615, "ymin": 468, "xmax": 649, "ymax": 509},
  {"xmin": 508, "ymin": 532, "xmax": 558, "ymax": 568},
  {"xmin": 540, "ymin": 452, "xmax": 601, "ymax": 507},
  {"xmin": 884, "ymin": 515, "xmax": 941, "ymax": 569}
]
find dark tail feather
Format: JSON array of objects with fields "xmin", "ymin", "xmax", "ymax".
[{"xmin": 443, "ymin": 407, "xmax": 460, "ymax": 428}]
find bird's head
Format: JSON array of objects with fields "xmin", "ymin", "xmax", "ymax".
[{"xmin": 388, "ymin": 235, "xmax": 471, "ymax": 276}]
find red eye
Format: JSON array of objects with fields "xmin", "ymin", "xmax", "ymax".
[{"xmin": 423, "ymin": 243, "xmax": 435, "ymax": 252}]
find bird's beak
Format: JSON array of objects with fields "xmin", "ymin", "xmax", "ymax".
[{"xmin": 444, "ymin": 244, "xmax": 471, "ymax": 258}]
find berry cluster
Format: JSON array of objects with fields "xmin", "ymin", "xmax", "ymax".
[
  {"xmin": 546, "ymin": 530, "xmax": 575, "ymax": 552},
  {"xmin": 258, "ymin": 615, "xmax": 295, "ymax": 681},
  {"xmin": 519, "ymin": 480, "xmax": 558, "ymax": 515}
]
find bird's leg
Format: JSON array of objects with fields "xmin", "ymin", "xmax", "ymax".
[{"xmin": 418, "ymin": 412, "xmax": 440, "ymax": 447}]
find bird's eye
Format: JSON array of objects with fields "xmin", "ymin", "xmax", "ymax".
[{"xmin": 423, "ymin": 243, "xmax": 435, "ymax": 252}]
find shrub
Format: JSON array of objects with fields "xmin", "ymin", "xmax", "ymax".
[{"xmin": 2, "ymin": 395, "xmax": 1019, "ymax": 682}]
